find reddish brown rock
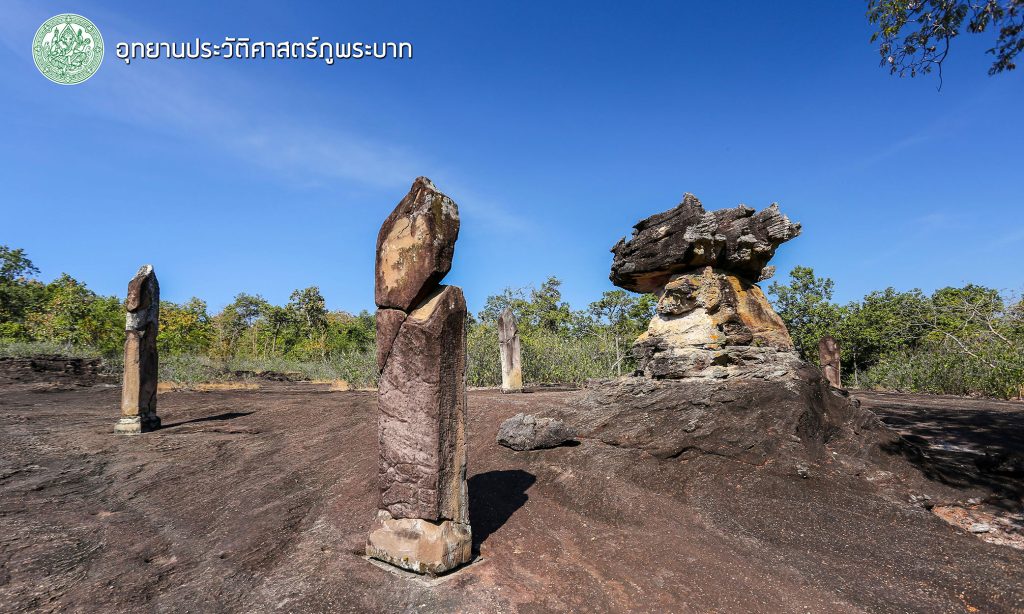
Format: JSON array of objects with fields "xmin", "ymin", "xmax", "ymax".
[
  {"xmin": 375, "ymin": 177, "xmax": 460, "ymax": 311},
  {"xmin": 819, "ymin": 336, "xmax": 841, "ymax": 388},
  {"xmin": 116, "ymin": 265, "xmax": 160, "ymax": 434},
  {"xmin": 610, "ymin": 193, "xmax": 801, "ymax": 293},
  {"xmin": 375, "ymin": 309, "xmax": 407, "ymax": 373}
]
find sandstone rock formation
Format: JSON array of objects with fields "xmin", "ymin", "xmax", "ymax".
[
  {"xmin": 115, "ymin": 265, "xmax": 160, "ymax": 434},
  {"xmin": 497, "ymin": 413, "xmax": 576, "ymax": 451},
  {"xmin": 498, "ymin": 308, "xmax": 523, "ymax": 393},
  {"xmin": 819, "ymin": 335, "xmax": 841, "ymax": 388},
  {"xmin": 375, "ymin": 176, "xmax": 460, "ymax": 312},
  {"xmin": 610, "ymin": 193, "xmax": 801, "ymax": 291},
  {"xmin": 610, "ymin": 193, "xmax": 801, "ymax": 380},
  {"xmin": 367, "ymin": 178, "xmax": 472, "ymax": 575}
]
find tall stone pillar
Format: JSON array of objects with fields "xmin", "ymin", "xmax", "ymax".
[
  {"xmin": 367, "ymin": 177, "xmax": 472, "ymax": 575},
  {"xmin": 818, "ymin": 335, "xmax": 842, "ymax": 388},
  {"xmin": 498, "ymin": 308, "xmax": 523, "ymax": 393},
  {"xmin": 115, "ymin": 265, "xmax": 160, "ymax": 434}
]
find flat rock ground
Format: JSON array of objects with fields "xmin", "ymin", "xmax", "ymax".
[{"xmin": 0, "ymin": 379, "xmax": 1022, "ymax": 613}]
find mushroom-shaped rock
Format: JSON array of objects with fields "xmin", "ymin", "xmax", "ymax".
[
  {"xmin": 375, "ymin": 177, "xmax": 460, "ymax": 311},
  {"xmin": 610, "ymin": 193, "xmax": 801, "ymax": 292}
]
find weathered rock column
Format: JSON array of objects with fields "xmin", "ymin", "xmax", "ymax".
[
  {"xmin": 366, "ymin": 177, "xmax": 472, "ymax": 575},
  {"xmin": 498, "ymin": 308, "xmax": 523, "ymax": 393},
  {"xmin": 115, "ymin": 265, "xmax": 160, "ymax": 434},
  {"xmin": 818, "ymin": 335, "xmax": 841, "ymax": 388}
]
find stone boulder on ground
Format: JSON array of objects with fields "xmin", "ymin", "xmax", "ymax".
[{"xmin": 497, "ymin": 412, "xmax": 577, "ymax": 451}]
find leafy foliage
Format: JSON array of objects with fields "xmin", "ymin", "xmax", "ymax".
[
  {"xmin": 769, "ymin": 266, "xmax": 1024, "ymax": 398},
  {"xmin": 2, "ymin": 243, "xmax": 1020, "ymax": 398},
  {"xmin": 867, "ymin": 0, "xmax": 1024, "ymax": 83}
]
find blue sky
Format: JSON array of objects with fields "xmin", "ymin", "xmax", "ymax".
[{"xmin": 2, "ymin": 1, "xmax": 1022, "ymax": 315}]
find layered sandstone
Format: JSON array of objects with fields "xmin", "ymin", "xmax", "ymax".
[{"xmin": 610, "ymin": 193, "xmax": 801, "ymax": 380}]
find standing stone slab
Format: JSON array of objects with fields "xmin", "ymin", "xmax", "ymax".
[
  {"xmin": 116, "ymin": 265, "xmax": 160, "ymax": 434},
  {"xmin": 376, "ymin": 286, "xmax": 468, "ymax": 522},
  {"xmin": 375, "ymin": 177, "xmax": 460, "ymax": 312},
  {"xmin": 498, "ymin": 308, "xmax": 523, "ymax": 394},
  {"xmin": 819, "ymin": 335, "xmax": 842, "ymax": 388},
  {"xmin": 368, "ymin": 177, "xmax": 471, "ymax": 575}
]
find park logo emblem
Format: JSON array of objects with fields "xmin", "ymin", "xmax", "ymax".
[{"xmin": 32, "ymin": 14, "xmax": 104, "ymax": 85}]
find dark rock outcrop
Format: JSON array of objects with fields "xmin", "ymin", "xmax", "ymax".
[{"xmin": 610, "ymin": 193, "xmax": 801, "ymax": 292}]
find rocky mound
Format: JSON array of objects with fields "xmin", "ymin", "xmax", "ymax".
[
  {"xmin": 0, "ymin": 355, "xmax": 115, "ymax": 387},
  {"xmin": 556, "ymin": 365, "xmax": 896, "ymax": 473}
]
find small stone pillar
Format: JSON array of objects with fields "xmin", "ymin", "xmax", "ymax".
[
  {"xmin": 498, "ymin": 308, "xmax": 523, "ymax": 393},
  {"xmin": 367, "ymin": 177, "xmax": 472, "ymax": 575},
  {"xmin": 818, "ymin": 335, "xmax": 841, "ymax": 388},
  {"xmin": 115, "ymin": 265, "xmax": 160, "ymax": 434}
]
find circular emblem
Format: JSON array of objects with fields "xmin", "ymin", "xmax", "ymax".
[{"xmin": 32, "ymin": 14, "xmax": 104, "ymax": 85}]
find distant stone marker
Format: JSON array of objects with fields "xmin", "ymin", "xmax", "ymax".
[
  {"xmin": 497, "ymin": 308, "xmax": 523, "ymax": 393},
  {"xmin": 115, "ymin": 265, "xmax": 160, "ymax": 434},
  {"xmin": 367, "ymin": 177, "xmax": 472, "ymax": 575},
  {"xmin": 818, "ymin": 336, "xmax": 842, "ymax": 388}
]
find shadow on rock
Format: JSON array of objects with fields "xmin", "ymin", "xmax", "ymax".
[
  {"xmin": 161, "ymin": 411, "xmax": 254, "ymax": 430},
  {"xmin": 468, "ymin": 469, "xmax": 536, "ymax": 553},
  {"xmin": 875, "ymin": 402, "xmax": 1024, "ymax": 510}
]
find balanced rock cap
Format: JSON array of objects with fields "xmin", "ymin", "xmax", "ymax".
[
  {"xmin": 610, "ymin": 193, "xmax": 801, "ymax": 293},
  {"xmin": 375, "ymin": 177, "xmax": 460, "ymax": 311}
]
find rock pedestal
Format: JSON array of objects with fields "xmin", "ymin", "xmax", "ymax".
[
  {"xmin": 610, "ymin": 193, "xmax": 801, "ymax": 380},
  {"xmin": 115, "ymin": 265, "xmax": 160, "ymax": 434},
  {"xmin": 818, "ymin": 336, "xmax": 842, "ymax": 388},
  {"xmin": 497, "ymin": 308, "xmax": 523, "ymax": 393},
  {"xmin": 367, "ymin": 178, "xmax": 471, "ymax": 575}
]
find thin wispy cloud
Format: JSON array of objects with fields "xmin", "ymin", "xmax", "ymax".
[{"xmin": 0, "ymin": 0, "xmax": 528, "ymax": 228}]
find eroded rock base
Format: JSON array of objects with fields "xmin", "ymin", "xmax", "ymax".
[
  {"xmin": 366, "ymin": 509, "xmax": 472, "ymax": 575},
  {"xmin": 113, "ymin": 412, "xmax": 161, "ymax": 434}
]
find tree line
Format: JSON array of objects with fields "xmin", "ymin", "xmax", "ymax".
[
  {"xmin": 2, "ymin": 244, "xmax": 1021, "ymax": 398},
  {"xmin": 769, "ymin": 266, "xmax": 1024, "ymax": 399}
]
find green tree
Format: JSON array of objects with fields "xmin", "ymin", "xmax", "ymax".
[
  {"xmin": 868, "ymin": 0, "xmax": 1024, "ymax": 84},
  {"xmin": 326, "ymin": 309, "xmax": 376, "ymax": 355},
  {"xmin": 767, "ymin": 266, "xmax": 844, "ymax": 361},
  {"xmin": 838, "ymin": 288, "xmax": 928, "ymax": 383},
  {"xmin": 25, "ymin": 274, "xmax": 121, "ymax": 352},
  {"xmin": 285, "ymin": 286, "xmax": 329, "ymax": 359},
  {"xmin": 588, "ymin": 290, "xmax": 656, "ymax": 375},
  {"xmin": 0, "ymin": 245, "xmax": 45, "ymax": 339},
  {"xmin": 159, "ymin": 298, "xmax": 213, "ymax": 355}
]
